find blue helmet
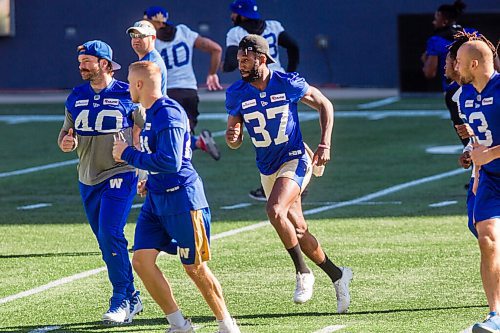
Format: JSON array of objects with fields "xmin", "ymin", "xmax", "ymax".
[{"xmin": 229, "ymin": 0, "xmax": 260, "ymax": 20}]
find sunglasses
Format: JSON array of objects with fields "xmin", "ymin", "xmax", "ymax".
[{"xmin": 129, "ymin": 33, "xmax": 149, "ymax": 39}]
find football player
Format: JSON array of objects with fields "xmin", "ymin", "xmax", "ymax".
[
  {"xmin": 455, "ymin": 33, "xmax": 500, "ymax": 333},
  {"xmin": 225, "ymin": 35, "xmax": 352, "ymax": 312},
  {"xmin": 113, "ymin": 61, "xmax": 240, "ymax": 333},
  {"xmin": 57, "ymin": 40, "xmax": 143, "ymax": 324},
  {"xmin": 142, "ymin": 6, "xmax": 222, "ymax": 161},
  {"xmin": 223, "ymin": 0, "xmax": 300, "ymax": 201}
]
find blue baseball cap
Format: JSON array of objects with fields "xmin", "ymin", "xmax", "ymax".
[
  {"xmin": 230, "ymin": 0, "xmax": 260, "ymax": 20},
  {"xmin": 144, "ymin": 6, "xmax": 169, "ymax": 23},
  {"xmin": 78, "ymin": 40, "xmax": 121, "ymax": 70}
]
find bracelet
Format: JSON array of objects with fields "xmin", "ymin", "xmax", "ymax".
[{"xmin": 318, "ymin": 144, "xmax": 330, "ymax": 149}]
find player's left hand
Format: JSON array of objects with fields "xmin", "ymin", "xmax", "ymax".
[
  {"xmin": 455, "ymin": 124, "xmax": 475, "ymax": 139},
  {"xmin": 471, "ymin": 143, "xmax": 493, "ymax": 166},
  {"xmin": 312, "ymin": 146, "xmax": 331, "ymax": 167},
  {"xmin": 206, "ymin": 74, "xmax": 223, "ymax": 91},
  {"xmin": 112, "ymin": 136, "xmax": 128, "ymax": 163}
]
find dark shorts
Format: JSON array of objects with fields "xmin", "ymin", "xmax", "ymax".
[{"xmin": 167, "ymin": 88, "xmax": 200, "ymax": 132}]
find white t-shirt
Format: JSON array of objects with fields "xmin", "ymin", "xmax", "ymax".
[
  {"xmin": 155, "ymin": 24, "xmax": 199, "ymax": 90},
  {"xmin": 226, "ymin": 20, "xmax": 285, "ymax": 72}
]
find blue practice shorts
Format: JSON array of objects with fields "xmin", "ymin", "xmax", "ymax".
[
  {"xmin": 473, "ymin": 169, "xmax": 500, "ymax": 224},
  {"xmin": 134, "ymin": 199, "xmax": 211, "ymax": 265},
  {"xmin": 260, "ymin": 153, "xmax": 312, "ymax": 199}
]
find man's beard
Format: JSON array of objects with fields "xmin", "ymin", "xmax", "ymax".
[
  {"xmin": 458, "ymin": 73, "xmax": 473, "ymax": 85},
  {"xmin": 240, "ymin": 63, "xmax": 260, "ymax": 83},
  {"xmin": 80, "ymin": 67, "xmax": 102, "ymax": 82},
  {"xmin": 232, "ymin": 15, "xmax": 242, "ymax": 26}
]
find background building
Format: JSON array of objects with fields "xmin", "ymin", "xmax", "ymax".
[{"xmin": 0, "ymin": 0, "xmax": 498, "ymax": 90}]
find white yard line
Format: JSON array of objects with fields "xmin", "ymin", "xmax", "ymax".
[
  {"xmin": 28, "ymin": 326, "xmax": 62, "ymax": 333},
  {"xmin": 358, "ymin": 96, "xmax": 400, "ymax": 109},
  {"xmin": 0, "ymin": 160, "xmax": 77, "ymax": 179},
  {"xmin": 17, "ymin": 203, "xmax": 52, "ymax": 210},
  {"xmin": 303, "ymin": 168, "xmax": 468, "ymax": 216},
  {"xmin": 429, "ymin": 200, "xmax": 458, "ymax": 208},
  {"xmin": 0, "ymin": 167, "xmax": 468, "ymax": 306},
  {"xmin": 0, "ymin": 267, "xmax": 106, "ymax": 305},
  {"xmin": 312, "ymin": 325, "xmax": 346, "ymax": 333},
  {"xmin": 221, "ymin": 203, "xmax": 252, "ymax": 210}
]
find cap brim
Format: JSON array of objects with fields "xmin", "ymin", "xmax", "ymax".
[
  {"xmin": 266, "ymin": 54, "xmax": 275, "ymax": 64},
  {"xmin": 126, "ymin": 27, "xmax": 155, "ymax": 36},
  {"xmin": 111, "ymin": 61, "xmax": 121, "ymax": 70}
]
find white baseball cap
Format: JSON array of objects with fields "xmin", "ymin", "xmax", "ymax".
[{"xmin": 126, "ymin": 20, "xmax": 156, "ymax": 36}]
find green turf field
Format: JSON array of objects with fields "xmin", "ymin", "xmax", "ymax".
[{"xmin": 0, "ymin": 97, "xmax": 485, "ymax": 332}]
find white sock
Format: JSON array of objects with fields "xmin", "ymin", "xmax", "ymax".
[
  {"xmin": 166, "ymin": 309, "xmax": 187, "ymax": 328},
  {"xmin": 217, "ymin": 315, "xmax": 235, "ymax": 330}
]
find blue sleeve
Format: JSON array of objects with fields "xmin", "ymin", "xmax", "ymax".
[
  {"xmin": 287, "ymin": 72, "xmax": 309, "ymax": 103},
  {"xmin": 121, "ymin": 127, "xmax": 184, "ymax": 173},
  {"xmin": 426, "ymin": 36, "xmax": 439, "ymax": 56},
  {"xmin": 225, "ymin": 91, "xmax": 241, "ymax": 117}
]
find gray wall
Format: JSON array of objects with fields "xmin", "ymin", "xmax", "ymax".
[{"xmin": 1, "ymin": 0, "xmax": 498, "ymax": 89}]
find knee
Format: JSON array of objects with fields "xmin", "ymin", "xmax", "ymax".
[
  {"xmin": 183, "ymin": 263, "xmax": 206, "ymax": 280},
  {"xmin": 296, "ymin": 225, "xmax": 308, "ymax": 240},
  {"xmin": 132, "ymin": 253, "xmax": 152, "ymax": 275},
  {"xmin": 478, "ymin": 233, "xmax": 498, "ymax": 253},
  {"xmin": 266, "ymin": 203, "xmax": 287, "ymax": 223}
]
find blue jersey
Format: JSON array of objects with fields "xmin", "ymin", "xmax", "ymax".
[
  {"xmin": 65, "ymin": 79, "xmax": 137, "ymax": 136},
  {"xmin": 426, "ymin": 26, "xmax": 475, "ymax": 90},
  {"xmin": 226, "ymin": 71, "xmax": 309, "ymax": 175},
  {"xmin": 122, "ymin": 96, "xmax": 200, "ymax": 194},
  {"xmin": 460, "ymin": 72, "xmax": 500, "ymax": 175},
  {"xmin": 141, "ymin": 49, "xmax": 168, "ymax": 95}
]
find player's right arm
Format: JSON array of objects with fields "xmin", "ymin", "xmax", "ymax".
[{"xmin": 226, "ymin": 115, "xmax": 244, "ymax": 149}]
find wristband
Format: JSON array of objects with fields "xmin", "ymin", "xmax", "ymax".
[{"xmin": 318, "ymin": 144, "xmax": 330, "ymax": 149}]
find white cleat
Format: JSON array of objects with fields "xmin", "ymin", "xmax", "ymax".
[
  {"xmin": 127, "ymin": 290, "xmax": 143, "ymax": 323},
  {"xmin": 166, "ymin": 319, "xmax": 195, "ymax": 333},
  {"xmin": 293, "ymin": 272, "xmax": 315, "ymax": 304},
  {"xmin": 217, "ymin": 318, "xmax": 241, "ymax": 333},
  {"xmin": 334, "ymin": 267, "xmax": 353, "ymax": 313},
  {"xmin": 102, "ymin": 298, "xmax": 131, "ymax": 325}
]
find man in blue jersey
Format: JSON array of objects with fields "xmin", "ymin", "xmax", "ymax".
[
  {"xmin": 57, "ymin": 40, "xmax": 143, "ymax": 324},
  {"xmin": 455, "ymin": 33, "xmax": 500, "ymax": 333},
  {"xmin": 141, "ymin": 7, "xmax": 222, "ymax": 161},
  {"xmin": 112, "ymin": 61, "xmax": 240, "ymax": 333},
  {"xmin": 421, "ymin": 0, "xmax": 469, "ymax": 91},
  {"xmin": 223, "ymin": 0, "xmax": 300, "ymax": 201},
  {"xmin": 225, "ymin": 35, "xmax": 352, "ymax": 312}
]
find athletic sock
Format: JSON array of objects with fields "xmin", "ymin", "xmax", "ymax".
[
  {"xmin": 287, "ymin": 244, "xmax": 310, "ymax": 274},
  {"xmin": 317, "ymin": 254, "xmax": 343, "ymax": 282},
  {"xmin": 166, "ymin": 309, "xmax": 187, "ymax": 328},
  {"xmin": 217, "ymin": 316, "xmax": 235, "ymax": 331}
]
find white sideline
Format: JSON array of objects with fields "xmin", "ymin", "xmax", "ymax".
[
  {"xmin": 312, "ymin": 325, "xmax": 346, "ymax": 333},
  {"xmin": 0, "ymin": 167, "xmax": 469, "ymax": 306},
  {"xmin": 429, "ymin": 200, "xmax": 457, "ymax": 207}
]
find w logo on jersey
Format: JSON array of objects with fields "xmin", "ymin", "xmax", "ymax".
[
  {"xmin": 179, "ymin": 248, "xmax": 190, "ymax": 259},
  {"xmin": 110, "ymin": 178, "xmax": 123, "ymax": 189}
]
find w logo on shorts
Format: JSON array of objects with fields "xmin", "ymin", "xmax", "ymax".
[
  {"xmin": 110, "ymin": 178, "xmax": 123, "ymax": 189},
  {"xmin": 179, "ymin": 248, "xmax": 190, "ymax": 259}
]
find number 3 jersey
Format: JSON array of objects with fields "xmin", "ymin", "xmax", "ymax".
[
  {"xmin": 460, "ymin": 72, "xmax": 500, "ymax": 175},
  {"xmin": 226, "ymin": 71, "xmax": 309, "ymax": 175},
  {"xmin": 63, "ymin": 79, "xmax": 145, "ymax": 185}
]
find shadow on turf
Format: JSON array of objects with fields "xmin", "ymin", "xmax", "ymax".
[
  {"xmin": 0, "ymin": 249, "xmax": 138, "ymax": 259},
  {"xmin": 1, "ymin": 305, "xmax": 487, "ymax": 332}
]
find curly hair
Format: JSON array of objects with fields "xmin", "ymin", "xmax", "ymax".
[{"xmin": 448, "ymin": 30, "xmax": 499, "ymax": 59}]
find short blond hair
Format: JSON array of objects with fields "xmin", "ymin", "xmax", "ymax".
[{"xmin": 129, "ymin": 61, "xmax": 161, "ymax": 77}]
